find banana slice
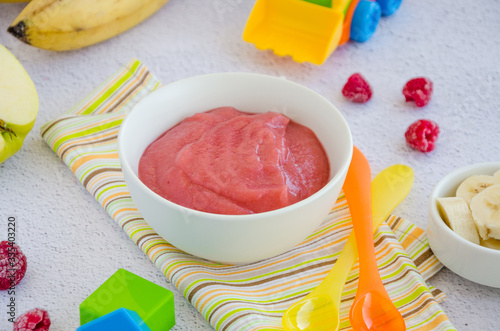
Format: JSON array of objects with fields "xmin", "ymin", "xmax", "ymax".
[
  {"xmin": 480, "ymin": 238, "xmax": 500, "ymax": 251},
  {"xmin": 494, "ymin": 169, "xmax": 500, "ymax": 183},
  {"xmin": 437, "ymin": 197, "xmax": 480, "ymax": 244},
  {"xmin": 470, "ymin": 184, "xmax": 500, "ymax": 240},
  {"xmin": 456, "ymin": 175, "xmax": 497, "ymax": 205}
]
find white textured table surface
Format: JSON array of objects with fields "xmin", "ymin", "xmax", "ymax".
[{"xmin": 1, "ymin": 0, "xmax": 499, "ymax": 330}]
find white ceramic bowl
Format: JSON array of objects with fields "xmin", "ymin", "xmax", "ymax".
[
  {"xmin": 428, "ymin": 162, "xmax": 500, "ymax": 287},
  {"xmin": 118, "ymin": 73, "xmax": 353, "ymax": 264}
]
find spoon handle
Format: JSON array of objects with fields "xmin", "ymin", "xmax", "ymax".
[
  {"xmin": 321, "ymin": 163, "xmax": 415, "ymax": 286},
  {"xmin": 346, "ymin": 148, "xmax": 407, "ymax": 331},
  {"xmin": 343, "ymin": 147, "xmax": 379, "ymax": 285},
  {"xmin": 314, "ymin": 230, "xmax": 357, "ymax": 294}
]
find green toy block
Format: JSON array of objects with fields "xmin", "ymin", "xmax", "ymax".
[
  {"xmin": 79, "ymin": 269, "xmax": 175, "ymax": 331},
  {"xmin": 301, "ymin": 0, "xmax": 333, "ymax": 8}
]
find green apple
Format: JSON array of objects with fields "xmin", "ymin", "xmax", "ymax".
[{"xmin": 0, "ymin": 44, "xmax": 38, "ymax": 164}]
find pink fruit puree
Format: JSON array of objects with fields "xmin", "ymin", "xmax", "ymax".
[{"xmin": 138, "ymin": 107, "xmax": 330, "ymax": 215}]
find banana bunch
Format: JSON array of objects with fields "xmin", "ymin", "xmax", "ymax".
[
  {"xmin": 438, "ymin": 169, "xmax": 500, "ymax": 248},
  {"xmin": 6, "ymin": 0, "xmax": 170, "ymax": 51}
]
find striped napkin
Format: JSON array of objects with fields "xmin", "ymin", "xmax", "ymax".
[{"xmin": 41, "ymin": 59, "xmax": 455, "ymax": 331}]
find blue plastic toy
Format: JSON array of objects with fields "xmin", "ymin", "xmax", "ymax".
[
  {"xmin": 350, "ymin": 0, "xmax": 382, "ymax": 42},
  {"xmin": 77, "ymin": 308, "xmax": 151, "ymax": 331}
]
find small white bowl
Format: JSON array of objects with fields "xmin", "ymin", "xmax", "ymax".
[
  {"xmin": 118, "ymin": 73, "xmax": 353, "ymax": 264},
  {"xmin": 428, "ymin": 162, "xmax": 500, "ymax": 288}
]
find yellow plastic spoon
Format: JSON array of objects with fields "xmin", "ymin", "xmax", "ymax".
[{"xmin": 282, "ymin": 160, "xmax": 414, "ymax": 330}]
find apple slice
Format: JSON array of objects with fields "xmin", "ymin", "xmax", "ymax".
[{"xmin": 0, "ymin": 44, "xmax": 38, "ymax": 164}]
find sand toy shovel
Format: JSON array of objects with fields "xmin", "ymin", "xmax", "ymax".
[{"xmin": 243, "ymin": 0, "xmax": 361, "ymax": 65}]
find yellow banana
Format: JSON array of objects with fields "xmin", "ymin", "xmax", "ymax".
[{"xmin": 7, "ymin": 0, "xmax": 170, "ymax": 51}]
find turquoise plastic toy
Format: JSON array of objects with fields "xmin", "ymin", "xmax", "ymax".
[
  {"xmin": 351, "ymin": 0, "xmax": 382, "ymax": 42},
  {"xmin": 77, "ymin": 308, "xmax": 151, "ymax": 331},
  {"xmin": 79, "ymin": 269, "xmax": 175, "ymax": 331},
  {"xmin": 377, "ymin": 0, "xmax": 402, "ymax": 16}
]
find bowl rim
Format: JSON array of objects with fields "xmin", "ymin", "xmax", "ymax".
[
  {"xmin": 429, "ymin": 161, "xmax": 500, "ymax": 255},
  {"xmin": 118, "ymin": 72, "xmax": 353, "ymax": 221}
]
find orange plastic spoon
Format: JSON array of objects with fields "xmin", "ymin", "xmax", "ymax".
[{"xmin": 344, "ymin": 147, "xmax": 406, "ymax": 331}]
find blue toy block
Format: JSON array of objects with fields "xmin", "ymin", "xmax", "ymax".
[{"xmin": 77, "ymin": 308, "xmax": 151, "ymax": 331}]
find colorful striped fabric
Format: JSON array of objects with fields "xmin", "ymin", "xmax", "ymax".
[{"xmin": 41, "ymin": 59, "xmax": 456, "ymax": 331}]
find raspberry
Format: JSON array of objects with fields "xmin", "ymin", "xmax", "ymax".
[
  {"xmin": 405, "ymin": 119, "xmax": 440, "ymax": 152},
  {"xmin": 342, "ymin": 73, "xmax": 372, "ymax": 103},
  {"xmin": 403, "ymin": 77, "xmax": 433, "ymax": 107},
  {"xmin": 13, "ymin": 308, "xmax": 51, "ymax": 331},
  {"xmin": 0, "ymin": 241, "xmax": 27, "ymax": 290}
]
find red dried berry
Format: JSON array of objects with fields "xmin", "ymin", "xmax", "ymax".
[
  {"xmin": 0, "ymin": 241, "xmax": 27, "ymax": 290},
  {"xmin": 405, "ymin": 119, "xmax": 440, "ymax": 153},
  {"xmin": 342, "ymin": 73, "xmax": 372, "ymax": 103},
  {"xmin": 403, "ymin": 77, "xmax": 433, "ymax": 107},
  {"xmin": 13, "ymin": 308, "xmax": 51, "ymax": 331}
]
